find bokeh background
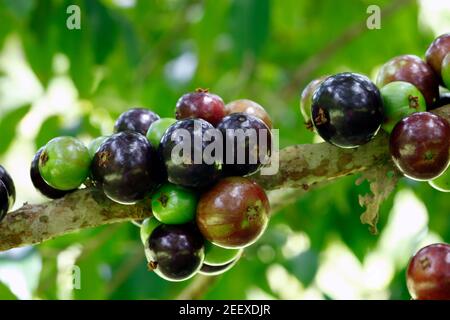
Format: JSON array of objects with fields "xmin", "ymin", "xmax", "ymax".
[{"xmin": 0, "ymin": 0, "xmax": 449, "ymax": 300}]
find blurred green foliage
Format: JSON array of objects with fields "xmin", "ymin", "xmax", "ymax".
[{"xmin": 0, "ymin": 0, "xmax": 448, "ymax": 300}]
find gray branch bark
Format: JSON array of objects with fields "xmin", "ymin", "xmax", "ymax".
[{"xmin": 0, "ymin": 105, "xmax": 448, "ymax": 252}]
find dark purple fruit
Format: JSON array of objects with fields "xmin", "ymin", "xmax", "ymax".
[
  {"xmin": 30, "ymin": 148, "xmax": 75, "ymax": 199},
  {"xmin": 196, "ymin": 177, "xmax": 270, "ymax": 249},
  {"xmin": 0, "ymin": 165, "xmax": 15, "ymax": 210},
  {"xmin": 406, "ymin": 243, "xmax": 450, "ymax": 300},
  {"xmin": 91, "ymin": 131, "xmax": 161, "ymax": 204},
  {"xmin": 376, "ymin": 55, "xmax": 439, "ymax": 107},
  {"xmin": 390, "ymin": 112, "xmax": 450, "ymax": 181},
  {"xmin": 0, "ymin": 180, "xmax": 9, "ymax": 222},
  {"xmin": 311, "ymin": 72, "xmax": 384, "ymax": 148},
  {"xmin": 145, "ymin": 224, "xmax": 205, "ymax": 282},
  {"xmin": 159, "ymin": 119, "xmax": 222, "ymax": 188},
  {"xmin": 175, "ymin": 89, "xmax": 226, "ymax": 126},
  {"xmin": 217, "ymin": 113, "xmax": 271, "ymax": 177},
  {"xmin": 425, "ymin": 33, "xmax": 450, "ymax": 85},
  {"xmin": 199, "ymin": 257, "xmax": 240, "ymax": 276},
  {"xmin": 430, "ymin": 92, "xmax": 450, "ymax": 110},
  {"xmin": 114, "ymin": 108, "xmax": 160, "ymax": 136}
]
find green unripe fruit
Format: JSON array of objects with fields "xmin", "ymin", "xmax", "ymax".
[
  {"xmin": 429, "ymin": 167, "xmax": 450, "ymax": 192},
  {"xmin": 300, "ymin": 76, "xmax": 327, "ymax": 129},
  {"xmin": 39, "ymin": 137, "xmax": 91, "ymax": 190},
  {"xmin": 380, "ymin": 81, "xmax": 426, "ymax": 133},
  {"xmin": 140, "ymin": 217, "xmax": 161, "ymax": 245},
  {"xmin": 146, "ymin": 118, "xmax": 177, "ymax": 148},
  {"xmin": 442, "ymin": 53, "xmax": 450, "ymax": 90},
  {"xmin": 87, "ymin": 136, "xmax": 108, "ymax": 159},
  {"xmin": 151, "ymin": 183, "xmax": 197, "ymax": 224},
  {"xmin": 204, "ymin": 241, "xmax": 242, "ymax": 266}
]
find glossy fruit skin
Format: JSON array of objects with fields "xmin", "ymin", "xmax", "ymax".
[
  {"xmin": 196, "ymin": 177, "xmax": 270, "ymax": 249},
  {"xmin": 376, "ymin": 55, "xmax": 439, "ymax": 107},
  {"xmin": 217, "ymin": 113, "xmax": 271, "ymax": 176},
  {"xmin": 429, "ymin": 167, "xmax": 450, "ymax": 192},
  {"xmin": 31, "ymin": 148, "xmax": 75, "ymax": 199},
  {"xmin": 0, "ymin": 180, "xmax": 9, "ymax": 222},
  {"xmin": 140, "ymin": 217, "xmax": 161, "ymax": 245},
  {"xmin": 0, "ymin": 165, "xmax": 15, "ymax": 210},
  {"xmin": 204, "ymin": 241, "xmax": 242, "ymax": 266},
  {"xmin": 145, "ymin": 224, "xmax": 205, "ymax": 282},
  {"xmin": 146, "ymin": 118, "xmax": 177, "ymax": 148},
  {"xmin": 91, "ymin": 132, "xmax": 161, "ymax": 204},
  {"xmin": 389, "ymin": 112, "xmax": 450, "ymax": 181},
  {"xmin": 425, "ymin": 33, "xmax": 450, "ymax": 84},
  {"xmin": 199, "ymin": 257, "xmax": 240, "ymax": 276},
  {"xmin": 406, "ymin": 243, "xmax": 450, "ymax": 300},
  {"xmin": 380, "ymin": 81, "xmax": 426, "ymax": 133},
  {"xmin": 225, "ymin": 99, "xmax": 273, "ymax": 129},
  {"xmin": 151, "ymin": 183, "xmax": 198, "ymax": 224},
  {"xmin": 311, "ymin": 72, "xmax": 384, "ymax": 148},
  {"xmin": 442, "ymin": 53, "xmax": 450, "ymax": 89},
  {"xmin": 39, "ymin": 137, "xmax": 91, "ymax": 191},
  {"xmin": 175, "ymin": 89, "xmax": 226, "ymax": 126},
  {"xmin": 88, "ymin": 136, "xmax": 108, "ymax": 159},
  {"xmin": 430, "ymin": 92, "xmax": 450, "ymax": 110},
  {"xmin": 114, "ymin": 108, "xmax": 160, "ymax": 136},
  {"xmin": 159, "ymin": 119, "xmax": 222, "ymax": 188},
  {"xmin": 299, "ymin": 76, "xmax": 327, "ymax": 128}
]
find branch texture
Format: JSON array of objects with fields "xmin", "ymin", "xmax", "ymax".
[{"xmin": 0, "ymin": 105, "xmax": 449, "ymax": 252}]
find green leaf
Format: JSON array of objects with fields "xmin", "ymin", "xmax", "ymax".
[
  {"xmin": 85, "ymin": 0, "xmax": 119, "ymax": 64},
  {"xmin": 34, "ymin": 115, "xmax": 63, "ymax": 149},
  {"xmin": 229, "ymin": 0, "xmax": 270, "ymax": 58},
  {"xmin": 0, "ymin": 105, "xmax": 31, "ymax": 155},
  {"xmin": 3, "ymin": 0, "xmax": 35, "ymax": 19},
  {"xmin": 284, "ymin": 250, "xmax": 319, "ymax": 287},
  {"xmin": 0, "ymin": 282, "xmax": 18, "ymax": 300}
]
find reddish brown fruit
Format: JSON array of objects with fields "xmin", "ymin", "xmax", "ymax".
[
  {"xmin": 425, "ymin": 33, "xmax": 450, "ymax": 84},
  {"xmin": 175, "ymin": 88, "xmax": 226, "ymax": 126},
  {"xmin": 389, "ymin": 112, "xmax": 450, "ymax": 181},
  {"xmin": 376, "ymin": 55, "xmax": 439, "ymax": 107},
  {"xmin": 225, "ymin": 99, "xmax": 273, "ymax": 129},
  {"xmin": 196, "ymin": 177, "xmax": 270, "ymax": 249},
  {"xmin": 406, "ymin": 243, "xmax": 450, "ymax": 300}
]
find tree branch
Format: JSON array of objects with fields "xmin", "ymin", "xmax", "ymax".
[
  {"xmin": 0, "ymin": 105, "xmax": 449, "ymax": 252},
  {"xmin": 0, "ymin": 189, "xmax": 151, "ymax": 251}
]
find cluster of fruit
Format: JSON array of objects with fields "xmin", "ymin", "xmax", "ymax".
[
  {"xmin": 30, "ymin": 89, "xmax": 273, "ymax": 282},
  {"xmin": 300, "ymin": 33, "xmax": 450, "ymax": 187},
  {"xmin": 300, "ymin": 33, "xmax": 450, "ymax": 300},
  {"xmin": 300, "ymin": 34, "xmax": 450, "ymax": 186},
  {"xmin": 0, "ymin": 165, "xmax": 15, "ymax": 223}
]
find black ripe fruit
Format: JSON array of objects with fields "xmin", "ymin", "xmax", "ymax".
[
  {"xmin": 217, "ymin": 113, "xmax": 271, "ymax": 177},
  {"xmin": 159, "ymin": 118, "xmax": 222, "ymax": 188},
  {"xmin": 311, "ymin": 72, "xmax": 384, "ymax": 148},
  {"xmin": 30, "ymin": 148, "xmax": 75, "ymax": 199},
  {"xmin": 91, "ymin": 131, "xmax": 161, "ymax": 204},
  {"xmin": 145, "ymin": 224, "xmax": 204, "ymax": 282},
  {"xmin": 0, "ymin": 180, "xmax": 9, "ymax": 222},
  {"xmin": 114, "ymin": 108, "xmax": 160, "ymax": 136},
  {"xmin": 0, "ymin": 165, "xmax": 15, "ymax": 210}
]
